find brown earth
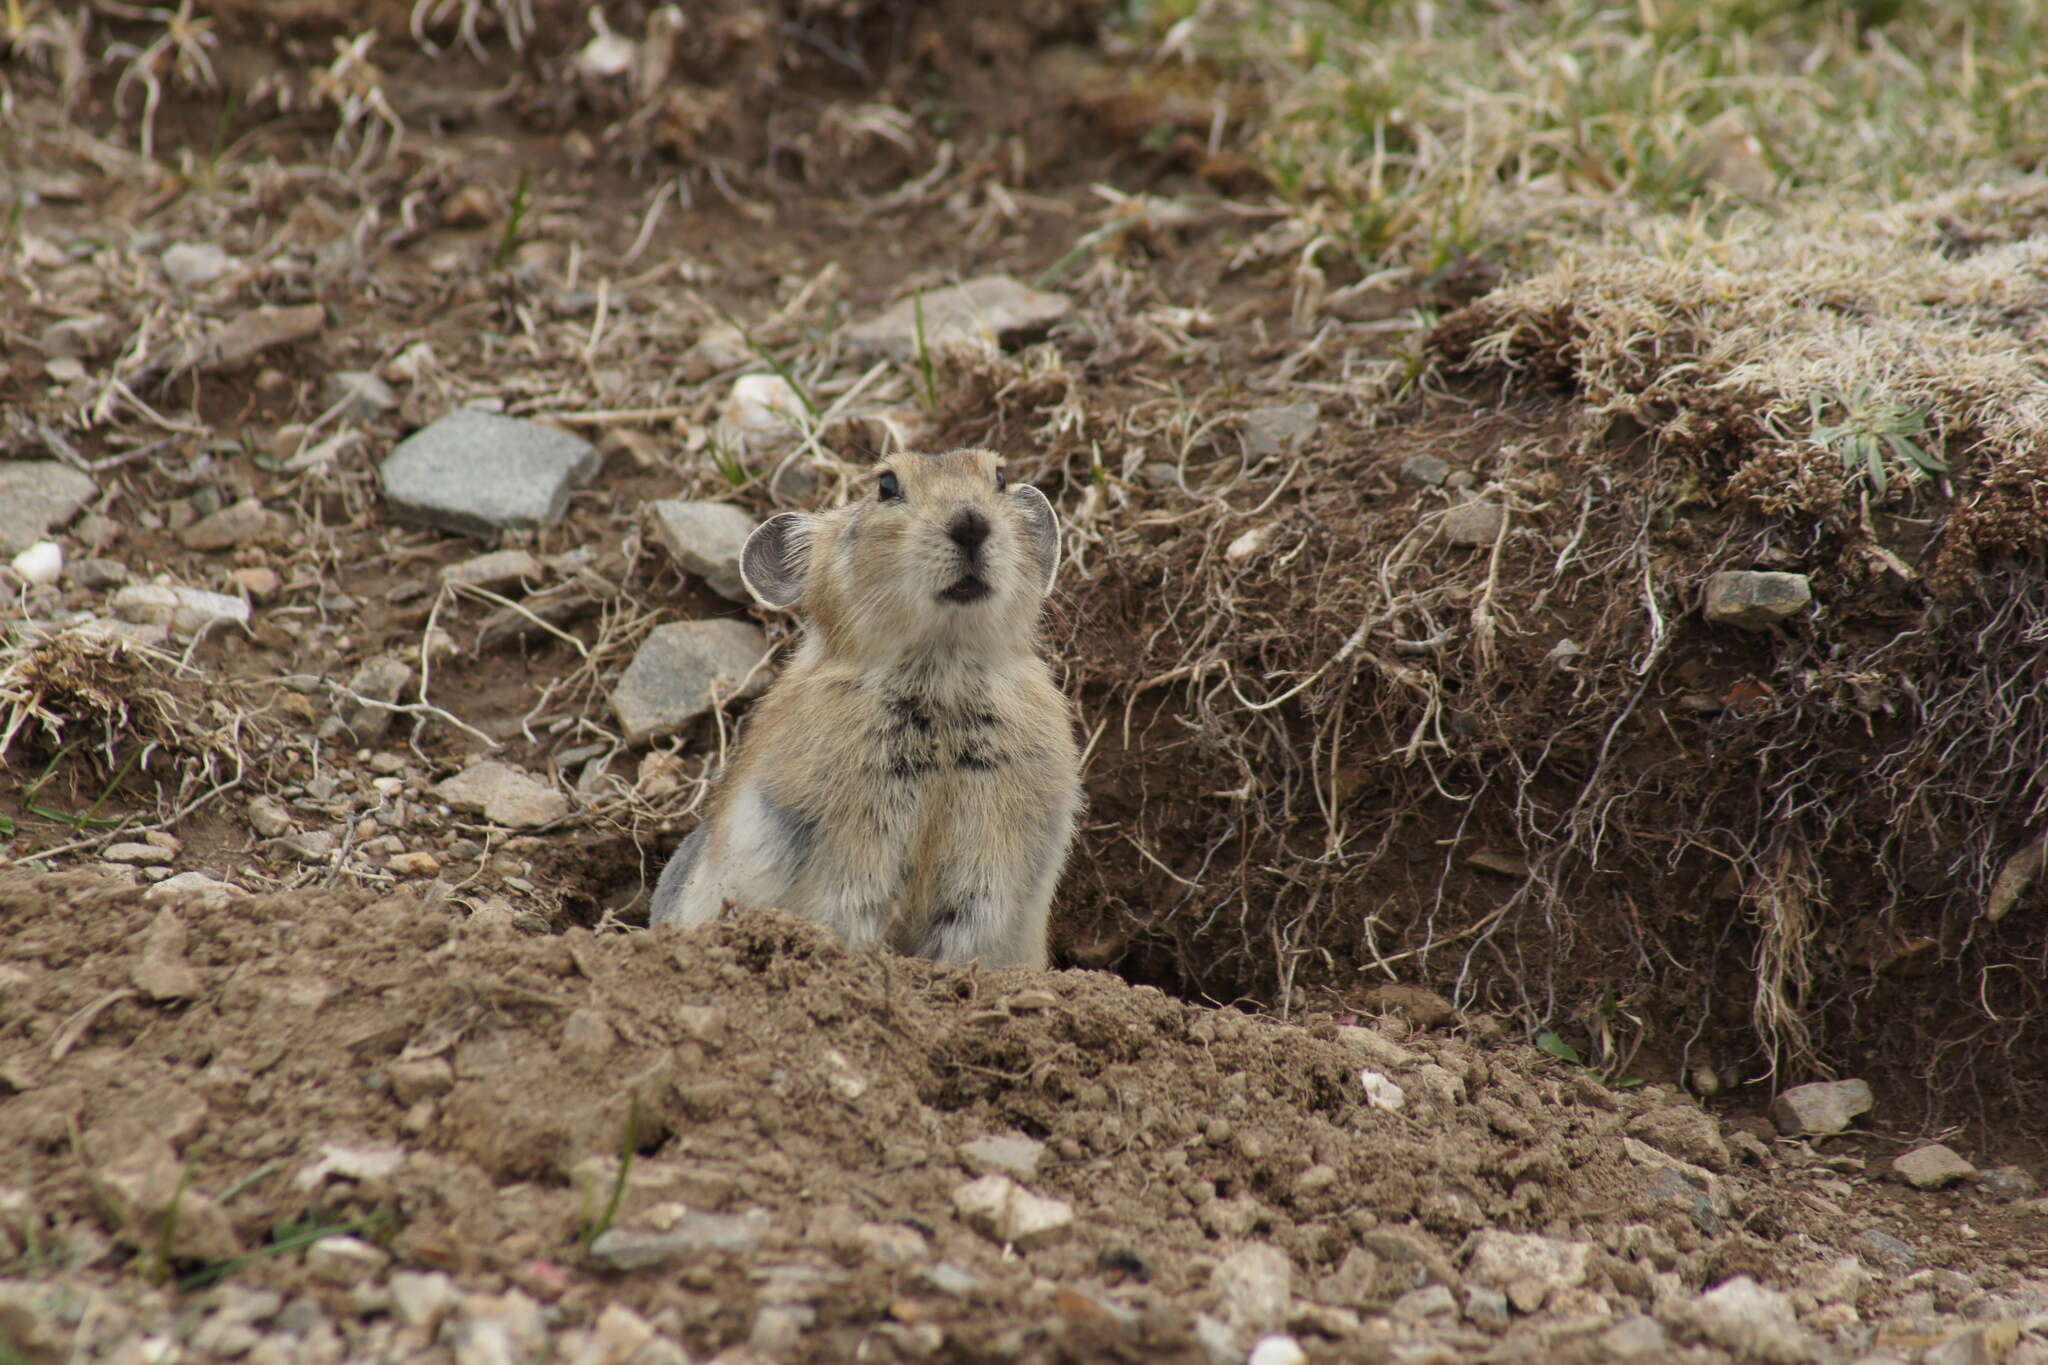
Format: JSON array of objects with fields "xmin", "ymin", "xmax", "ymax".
[{"xmin": 3, "ymin": 1, "xmax": 2048, "ymax": 1359}]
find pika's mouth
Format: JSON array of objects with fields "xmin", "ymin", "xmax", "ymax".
[{"xmin": 938, "ymin": 575, "xmax": 991, "ymax": 604}]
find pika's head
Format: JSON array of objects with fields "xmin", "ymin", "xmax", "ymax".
[{"xmin": 740, "ymin": 449, "xmax": 1060, "ymax": 655}]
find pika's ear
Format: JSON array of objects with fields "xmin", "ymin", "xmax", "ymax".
[
  {"xmin": 741, "ymin": 512, "xmax": 814, "ymax": 608},
  {"xmin": 1010, "ymin": 484, "xmax": 1060, "ymax": 593}
]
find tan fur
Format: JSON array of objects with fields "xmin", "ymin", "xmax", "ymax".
[{"xmin": 648, "ymin": 449, "xmax": 1081, "ymax": 969}]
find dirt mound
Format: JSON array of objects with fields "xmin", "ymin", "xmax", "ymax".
[{"xmin": 12, "ymin": 868, "xmax": 2034, "ymax": 1362}]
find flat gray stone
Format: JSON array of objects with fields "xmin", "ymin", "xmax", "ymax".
[
  {"xmin": 847, "ymin": 275, "xmax": 1070, "ymax": 361},
  {"xmin": 1980, "ymin": 1166, "xmax": 2039, "ymax": 1201},
  {"xmin": 1704, "ymin": 570, "xmax": 1811, "ymax": 629},
  {"xmin": 441, "ymin": 548, "xmax": 544, "ymax": 590},
  {"xmin": 1770, "ymin": 1078, "xmax": 1872, "ymax": 1136},
  {"xmin": 1442, "ymin": 500, "xmax": 1506, "ymax": 547},
  {"xmin": 951, "ymin": 1174, "xmax": 1073, "ymax": 1249},
  {"xmin": 1853, "ymin": 1226, "xmax": 1916, "ymax": 1271},
  {"xmin": 110, "ymin": 584, "xmax": 251, "ymax": 636},
  {"xmin": 1399, "ymin": 453, "xmax": 1450, "ymax": 485},
  {"xmin": 0, "ymin": 461, "xmax": 96, "ymax": 554},
  {"xmin": 1241, "ymin": 403, "xmax": 1320, "ymax": 457},
  {"xmin": 380, "ymin": 410, "xmax": 599, "ymax": 538},
  {"xmin": 649, "ymin": 500, "xmax": 758, "ymax": 602},
  {"xmin": 1676, "ymin": 1275, "xmax": 1815, "ymax": 1363},
  {"xmin": 1893, "ymin": 1143, "xmax": 1976, "ymax": 1190},
  {"xmin": 1465, "ymin": 1230, "xmax": 1590, "ymax": 1314},
  {"xmin": 587, "ymin": 1209, "xmax": 770, "ymax": 1269},
  {"xmin": 611, "ymin": 619, "xmax": 770, "ymax": 744},
  {"xmin": 958, "ymin": 1133, "xmax": 1045, "ymax": 1180},
  {"xmin": 323, "ymin": 370, "xmax": 398, "ymax": 423},
  {"xmin": 435, "ymin": 761, "xmax": 567, "ymax": 829}
]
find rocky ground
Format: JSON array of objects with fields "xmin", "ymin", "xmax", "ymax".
[{"xmin": 4, "ymin": 1, "xmax": 2048, "ymax": 1361}]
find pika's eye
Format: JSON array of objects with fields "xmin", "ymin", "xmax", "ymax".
[
  {"xmin": 877, "ymin": 470, "xmax": 901, "ymax": 502},
  {"xmin": 994, "ymin": 469, "xmax": 1008, "ymax": 491}
]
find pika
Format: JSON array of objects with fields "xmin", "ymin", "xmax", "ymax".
[{"xmin": 648, "ymin": 448, "xmax": 1081, "ymax": 969}]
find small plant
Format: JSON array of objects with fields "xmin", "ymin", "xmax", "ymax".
[
  {"xmin": 1807, "ymin": 384, "xmax": 1947, "ymax": 497},
  {"xmin": 148, "ymin": 1158, "xmax": 197, "ymax": 1285},
  {"xmin": 708, "ymin": 439, "xmax": 750, "ymax": 490},
  {"xmin": 580, "ymin": 1095, "xmax": 640, "ymax": 1248},
  {"xmin": 491, "ymin": 170, "xmax": 530, "ymax": 271},
  {"xmin": 716, "ymin": 309, "xmax": 822, "ymax": 421}
]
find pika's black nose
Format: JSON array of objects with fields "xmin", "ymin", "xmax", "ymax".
[{"xmin": 949, "ymin": 509, "xmax": 990, "ymax": 551}]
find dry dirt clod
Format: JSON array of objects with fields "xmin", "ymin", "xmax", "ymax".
[
  {"xmin": 1239, "ymin": 403, "xmax": 1320, "ymax": 457},
  {"xmin": 1668, "ymin": 1274, "xmax": 1817, "ymax": 1363},
  {"xmin": 958, "ymin": 1133, "xmax": 1045, "ymax": 1180},
  {"xmin": 1441, "ymin": 500, "xmax": 1506, "ymax": 547}
]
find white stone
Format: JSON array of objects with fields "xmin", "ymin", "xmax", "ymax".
[
  {"xmin": 162, "ymin": 242, "xmax": 235, "ymax": 289},
  {"xmin": 1464, "ymin": 1229, "xmax": 1591, "ymax": 1314},
  {"xmin": 950, "ymin": 1174, "xmax": 1073, "ymax": 1249},
  {"xmin": 390, "ymin": 1270, "xmax": 458, "ymax": 1329},
  {"xmin": 1359, "ymin": 1069, "xmax": 1407, "ymax": 1111},
  {"xmin": 719, "ymin": 374, "xmax": 807, "ymax": 453},
  {"xmin": 9, "ymin": 541, "xmax": 62, "ymax": 585},
  {"xmin": 1246, "ymin": 1336, "xmax": 1308, "ymax": 1365}
]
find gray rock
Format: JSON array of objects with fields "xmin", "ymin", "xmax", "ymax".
[
  {"xmin": 1627, "ymin": 1103, "xmax": 1731, "ymax": 1171},
  {"xmin": 247, "ymin": 794, "xmax": 294, "ymax": 839},
  {"xmin": 1212, "ymin": 1243, "xmax": 1292, "ymax": 1335},
  {"xmin": 1598, "ymin": 1316, "xmax": 1669, "ymax": 1360},
  {"xmin": 1893, "ymin": 1143, "xmax": 1976, "ymax": 1190},
  {"xmin": 1770, "ymin": 1078, "xmax": 1873, "ymax": 1136},
  {"xmin": 1641, "ymin": 1166, "xmax": 1721, "ymax": 1236},
  {"xmin": 179, "ymin": 498, "xmax": 284, "ymax": 552},
  {"xmin": 1979, "ymin": 1166, "xmax": 2038, "ymax": 1201},
  {"xmin": 103, "ymin": 842, "xmax": 173, "ymax": 866},
  {"xmin": 1464, "ymin": 1285, "xmax": 1511, "ymax": 1329},
  {"xmin": 1241, "ymin": 403, "xmax": 1321, "ymax": 457},
  {"xmin": 41, "ymin": 313, "xmax": 115, "ymax": 358},
  {"xmin": 1390, "ymin": 1285, "xmax": 1457, "ymax": 1321},
  {"xmin": 1463, "ymin": 1229, "xmax": 1590, "ymax": 1314},
  {"xmin": 649, "ymin": 500, "xmax": 758, "ymax": 602},
  {"xmin": 1674, "ymin": 1276, "xmax": 1815, "ymax": 1363},
  {"xmin": 951, "ymin": 1174, "xmax": 1072, "ymax": 1249},
  {"xmin": 1441, "ymin": 500, "xmax": 1506, "ymax": 548},
  {"xmin": 0, "ymin": 461, "xmax": 96, "ymax": 554},
  {"xmin": 588, "ymin": 1208, "xmax": 771, "ymax": 1269},
  {"xmin": 144, "ymin": 872, "xmax": 239, "ymax": 910},
  {"xmin": 610, "ymin": 619, "xmax": 771, "ymax": 744},
  {"xmin": 749, "ymin": 1305, "xmax": 815, "ymax": 1355},
  {"xmin": 1704, "ymin": 570, "xmax": 1812, "ymax": 629},
  {"xmin": 110, "ymin": 584, "xmax": 251, "ymax": 636},
  {"xmin": 339, "ymin": 656, "xmax": 415, "ymax": 743},
  {"xmin": 389, "ymin": 1271, "xmax": 457, "ymax": 1330},
  {"xmin": 921, "ymin": 1262, "xmax": 981, "ymax": 1296},
  {"xmin": 848, "ymin": 275, "xmax": 1071, "ymax": 361},
  {"xmin": 1399, "ymin": 453, "xmax": 1450, "ymax": 485},
  {"xmin": 958, "ymin": 1133, "xmax": 1045, "ymax": 1180},
  {"xmin": 281, "ymin": 830, "xmax": 338, "ymax": 863},
  {"xmin": 1852, "ymin": 1227, "xmax": 1917, "ymax": 1271},
  {"xmin": 379, "ymin": 410, "xmax": 599, "ymax": 538},
  {"xmin": 303, "ymin": 1235, "xmax": 389, "ymax": 1286},
  {"xmin": 434, "ymin": 761, "xmax": 567, "ymax": 829},
  {"xmin": 162, "ymin": 242, "xmax": 235, "ymax": 289},
  {"xmin": 65, "ymin": 557, "xmax": 129, "ymax": 590},
  {"xmin": 441, "ymin": 548, "xmax": 544, "ymax": 590},
  {"xmin": 323, "ymin": 370, "xmax": 398, "ymax": 423}
]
